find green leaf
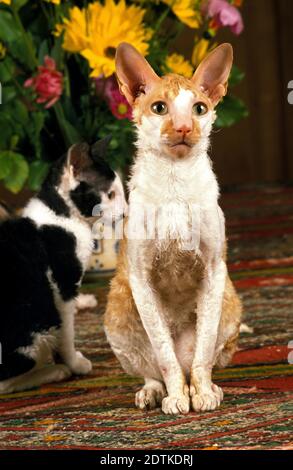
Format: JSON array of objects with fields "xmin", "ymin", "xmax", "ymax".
[
  {"xmin": 215, "ymin": 95, "xmax": 249, "ymax": 128},
  {"xmin": 10, "ymin": 135, "xmax": 19, "ymax": 149},
  {"xmin": 27, "ymin": 111, "xmax": 46, "ymax": 160},
  {"xmin": 0, "ymin": 57, "xmax": 15, "ymax": 83},
  {"xmin": 61, "ymin": 117, "xmax": 82, "ymax": 146},
  {"xmin": 13, "ymin": 100, "xmax": 29, "ymax": 124},
  {"xmin": 28, "ymin": 160, "xmax": 49, "ymax": 191},
  {"xmin": 9, "ymin": 31, "xmax": 36, "ymax": 70},
  {"xmin": 38, "ymin": 39, "xmax": 49, "ymax": 63},
  {"xmin": 51, "ymin": 35, "xmax": 64, "ymax": 69},
  {"xmin": 0, "ymin": 9, "xmax": 37, "ymax": 70},
  {"xmin": 54, "ymin": 103, "xmax": 82, "ymax": 146},
  {"xmin": 229, "ymin": 65, "xmax": 245, "ymax": 88},
  {"xmin": 13, "ymin": 0, "xmax": 29, "ymax": 11},
  {"xmin": 1, "ymin": 85, "xmax": 17, "ymax": 104},
  {"xmin": 2, "ymin": 151, "xmax": 29, "ymax": 193},
  {"xmin": 0, "ymin": 151, "xmax": 12, "ymax": 179},
  {"xmin": 0, "ymin": 10, "xmax": 21, "ymax": 43}
]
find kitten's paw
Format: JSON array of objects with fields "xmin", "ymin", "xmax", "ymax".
[
  {"xmin": 162, "ymin": 394, "xmax": 190, "ymax": 415},
  {"xmin": 70, "ymin": 351, "xmax": 92, "ymax": 375},
  {"xmin": 135, "ymin": 381, "xmax": 166, "ymax": 410},
  {"xmin": 190, "ymin": 383, "xmax": 223, "ymax": 411},
  {"xmin": 76, "ymin": 294, "xmax": 97, "ymax": 311},
  {"xmin": 53, "ymin": 364, "xmax": 72, "ymax": 381}
]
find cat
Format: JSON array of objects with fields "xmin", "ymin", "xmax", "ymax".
[
  {"xmin": 104, "ymin": 43, "xmax": 242, "ymax": 415},
  {"xmin": 0, "ymin": 137, "xmax": 126, "ymax": 394},
  {"xmin": 0, "ymin": 201, "xmax": 97, "ymax": 312}
]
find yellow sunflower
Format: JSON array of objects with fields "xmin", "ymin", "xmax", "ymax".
[
  {"xmin": 58, "ymin": 0, "xmax": 151, "ymax": 78},
  {"xmin": 0, "ymin": 0, "xmax": 11, "ymax": 4},
  {"xmin": 44, "ymin": 0, "xmax": 61, "ymax": 4},
  {"xmin": 192, "ymin": 38, "xmax": 216, "ymax": 67},
  {"xmin": 165, "ymin": 53, "xmax": 193, "ymax": 78},
  {"xmin": 56, "ymin": 6, "xmax": 89, "ymax": 53},
  {"xmin": 162, "ymin": 0, "xmax": 201, "ymax": 29}
]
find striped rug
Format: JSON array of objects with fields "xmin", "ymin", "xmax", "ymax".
[{"xmin": 0, "ymin": 185, "xmax": 292, "ymax": 450}]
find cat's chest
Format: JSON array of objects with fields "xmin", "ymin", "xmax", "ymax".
[{"xmin": 150, "ymin": 240, "xmax": 204, "ymax": 313}]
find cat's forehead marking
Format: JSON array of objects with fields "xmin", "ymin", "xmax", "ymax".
[{"xmin": 173, "ymin": 88, "xmax": 194, "ymax": 110}]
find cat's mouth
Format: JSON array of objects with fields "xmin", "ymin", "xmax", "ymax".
[
  {"xmin": 169, "ymin": 140, "xmax": 193, "ymax": 149},
  {"xmin": 171, "ymin": 142, "xmax": 191, "ymax": 148},
  {"xmin": 165, "ymin": 139, "xmax": 194, "ymax": 159}
]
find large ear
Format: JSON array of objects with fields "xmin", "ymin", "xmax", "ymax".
[
  {"xmin": 115, "ymin": 42, "xmax": 160, "ymax": 105},
  {"xmin": 67, "ymin": 142, "xmax": 91, "ymax": 177},
  {"xmin": 91, "ymin": 135, "xmax": 112, "ymax": 161},
  {"xmin": 192, "ymin": 43, "xmax": 233, "ymax": 106}
]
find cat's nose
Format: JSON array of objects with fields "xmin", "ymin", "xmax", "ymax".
[{"xmin": 175, "ymin": 124, "xmax": 192, "ymax": 136}]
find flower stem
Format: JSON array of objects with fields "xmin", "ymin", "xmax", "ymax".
[
  {"xmin": 152, "ymin": 5, "xmax": 171, "ymax": 37},
  {"xmin": 53, "ymin": 101, "xmax": 71, "ymax": 148}
]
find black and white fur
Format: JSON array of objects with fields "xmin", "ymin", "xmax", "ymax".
[{"xmin": 0, "ymin": 137, "xmax": 126, "ymax": 394}]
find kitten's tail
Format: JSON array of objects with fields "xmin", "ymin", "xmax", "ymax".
[{"xmin": 0, "ymin": 200, "xmax": 12, "ymax": 221}]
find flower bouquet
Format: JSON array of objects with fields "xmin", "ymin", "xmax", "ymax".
[{"xmin": 0, "ymin": 0, "xmax": 247, "ymax": 194}]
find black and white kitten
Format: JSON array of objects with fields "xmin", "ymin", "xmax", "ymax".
[{"xmin": 0, "ymin": 137, "xmax": 126, "ymax": 394}]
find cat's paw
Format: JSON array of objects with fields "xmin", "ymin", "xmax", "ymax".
[
  {"xmin": 76, "ymin": 294, "xmax": 98, "ymax": 311},
  {"xmin": 135, "ymin": 381, "xmax": 166, "ymax": 410},
  {"xmin": 53, "ymin": 364, "xmax": 72, "ymax": 381},
  {"xmin": 190, "ymin": 383, "xmax": 223, "ymax": 411},
  {"xmin": 69, "ymin": 351, "xmax": 92, "ymax": 375},
  {"xmin": 162, "ymin": 395, "xmax": 190, "ymax": 415}
]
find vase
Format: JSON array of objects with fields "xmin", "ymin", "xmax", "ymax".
[{"xmin": 85, "ymin": 236, "xmax": 120, "ymax": 280}]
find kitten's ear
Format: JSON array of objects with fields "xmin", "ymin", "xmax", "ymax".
[
  {"xmin": 91, "ymin": 135, "xmax": 112, "ymax": 161},
  {"xmin": 67, "ymin": 142, "xmax": 91, "ymax": 176},
  {"xmin": 192, "ymin": 43, "xmax": 233, "ymax": 106},
  {"xmin": 115, "ymin": 42, "xmax": 160, "ymax": 105}
]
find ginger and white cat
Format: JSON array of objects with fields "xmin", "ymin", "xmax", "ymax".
[{"xmin": 105, "ymin": 43, "xmax": 242, "ymax": 414}]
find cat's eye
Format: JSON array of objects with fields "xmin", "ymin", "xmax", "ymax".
[
  {"xmin": 108, "ymin": 190, "xmax": 115, "ymax": 200},
  {"xmin": 193, "ymin": 102, "xmax": 208, "ymax": 116},
  {"xmin": 151, "ymin": 101, "xmax": 168, "ymax": 116}
]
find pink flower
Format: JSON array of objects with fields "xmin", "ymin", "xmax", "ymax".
[
  {"xmin": 204, "ymin": 0, "xmax": 244, "ymax": 35},
  {"xmin": 96, "ymin": 75, "xmax": 132, "ymax": 120},
  {"xmin": 24, "ymin": 56, "xmax": 63, "ymax": 109}
]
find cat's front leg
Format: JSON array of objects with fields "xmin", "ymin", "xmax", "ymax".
[
  {"xmin": 189, "ymin": 204, "xmax": 226, "ymax": 410},
  {"xmin": 190, "ymin": 259, "xmax": 226, "ymax": 411},
  {"xmin": 130, "ymin": 271, "xmax": 190, "ymax": 415},
  {"xmin": 128, "ymin": 241, "xmax": 189, "ymax": 415},
  {"xmin": 58, "ymin": 299, "xmax": 92, "ymax": 375}
]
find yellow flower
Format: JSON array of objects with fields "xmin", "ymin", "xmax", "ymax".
[
  {"xmin": 56, "ymin": 6, "xmax": 89, "ymax": 52},
  {"xmin": 44, "ymin": 0, "xmax": 61, "ymax": 4},
  {"xmin": 0, "ymin": 42, "xmax": 6, "ymax": 59},
  {"xmin": 0, "ymin": 0, "xmax": 11, "ymax": 4},
  {"xmin": 58, "ymin": 0, "xmax": 151, "ymax": 78},
  {"xmin": 192, "ymin": 38, "xmax": 215, "ymax": 67},
  {"xmin": 165, "ymin": 53, "xmax": 193, "ymax": 78},
  {"xmin": 162, "ymin": 0, "xmax": 201, "ymax": 29}
]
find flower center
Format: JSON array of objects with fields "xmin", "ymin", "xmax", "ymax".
[
  {"xmin": 104, "ymin": 47, "xmax": 116, "ymax": 59},
  {"xmin": 117, "ymin": 103, "xmax": 128, "ymax": 115}
]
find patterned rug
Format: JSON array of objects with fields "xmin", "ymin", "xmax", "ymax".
[{"xmin": 0, "ymin": 185, "xmax": 292, "ymax": 450}]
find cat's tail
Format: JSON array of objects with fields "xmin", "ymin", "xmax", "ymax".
[{"xmin": 0, "ymin": 201, "xmax": 12, "ymax": 221}]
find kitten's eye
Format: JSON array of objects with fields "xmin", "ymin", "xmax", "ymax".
[
  {"xmin": 193, "ymin": 102, "xmax": 208, "ymax": 116},
  {"xmin": 108, "ymin": 190, "xmax": 115, "ymax": 200},
  {"xmin": 151, "ymin": 101, "xmax": 168, "ymax": 115}
]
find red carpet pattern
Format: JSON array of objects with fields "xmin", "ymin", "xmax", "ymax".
[{"xmin": 0, "ymin": 185, "xmax": 292, "ymax": 449}]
